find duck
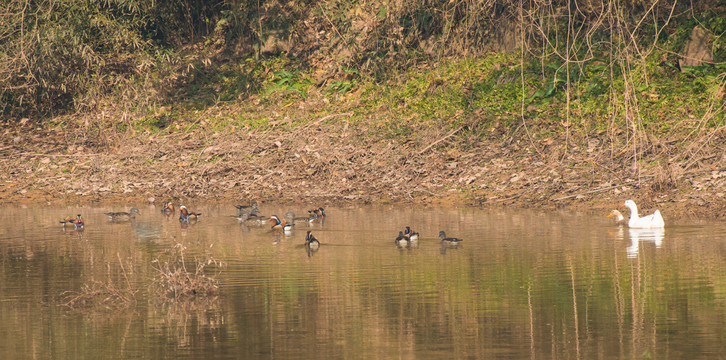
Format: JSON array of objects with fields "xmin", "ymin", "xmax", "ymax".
[
  {"xmin": 283, "ymin": 222, "xmax": 294, "ymax": 234},
  {"xmin": 395, "ymin": 231, "xmax": 409, "ymax": 247},
  {"xmin": 606, "ymin": 209, "xmax": 625, "ymax": 224},
  {"xmin": 439, "ymin": 231, "xmax": 462, "ymax": 245},
  {"xmin": 285, "ymin": 211, "xmax": 315, "ymax": 224},
  {"xmin": 60, "ymin": 214, "xmax": 84, "ymax": 229},
  {"xmin": 404, "ymin": 226, "xmax": 419, "ymax": 242},
  {"xmin": 236, "ymin": 202, "xmax": 259, "ymax": 216},
  {"xmin": 161, "ymin": 201, "xmax": 175, "ymax": 214},
  {"xmin": 623, "ymin": 200, "xmax": 664, "ymax": 229},
  {"xmin": 307, "ymin": 207, "xmax": 325, "ymax": 218},
  {"xmin": 235, "ymin": 212, "xmax": 269, "ymax": 226},
  {"xmin": 314, "ymin": 207, "xmax": 326, "ymax": 218},
  {"xmin": 179, "ymin": 205, "xmax": 202, "ymax": 223},
  {"xmin": 104, "ymin": 208, "xmax": 140, "ymax": 221},
  {"xmin": 305, "ymin": 230, "xmax": 320, "ymax": 250},
  {"xmin": 268, "ymin": 215, "xmax": 289, "ymax": 231}
]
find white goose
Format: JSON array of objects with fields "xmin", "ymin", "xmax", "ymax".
[{"xmin": 623, "ymin": 200, "xmax": 665, "ymax": 229}]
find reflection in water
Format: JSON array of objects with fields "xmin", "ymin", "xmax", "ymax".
[
  {"xmin": 1, "ymin": 205, "xmax": 726, "ymax": 358},
  {"xmin": 131, "ymin": 222, "xmax": 162, "ymax": 243},
  {"xmin": 626, "ymin": 227, "xmax": 665, "ymax": 258}
]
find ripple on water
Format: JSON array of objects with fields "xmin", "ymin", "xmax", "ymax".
[{"xmin": 1, "ymin": 205, "xmax": 726, "ymax": 358}]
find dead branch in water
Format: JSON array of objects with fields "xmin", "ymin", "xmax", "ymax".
[
  {"xmin": 62, "ymin": 253, "xmax": 137, "ymax": 310},
  {"xmin": 150, "ymin": 243, "xmax": 221, "ymax": 302}
]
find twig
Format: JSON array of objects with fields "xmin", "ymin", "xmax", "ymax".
[
  {"xmin": 492, "ymin": 193, "xmax": 523, "ymax": 203},
  {"xmin": 553, "ymin": 184, "xmax": 622, "ymax": 201},
  {"xmin": 418, "ymin": 126, "xmax": 463, "ymax": 155},
  {"xmin": 307, "ymin": 112, "xmax": 352, "ymax": 128},
  {"xmin": 17, "ymin": 152, "xmax": 102, "ymax": 157},
  {"xmin": 117, "ymin": 252, "xmax": 135, "ymax": 297},
  {"xmin": 249, "ymin": 170, "xmax": 276, "ymax": 187},
  {"xmin": 552, "ymin": 177, "xmax": 653, "ymax": 201},
  {"xmin": 318, "ymin": 5, "xmax": 350, "ymax": 54}
]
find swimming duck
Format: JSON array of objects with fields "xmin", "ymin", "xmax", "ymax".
[
  {"xmin": 307, "ymin": 207, "xmax": 325, "ymax": 218},
  {"xmin": 179, "ymin": 205, "xmax": 202, "ymax": 223},
  {"xmin": 623, "ymin": 200, "xmax": 664, "ymax": 229},
  {"xmin": 285, "ymin": 211, "xmax": 315, "ymax": 224},
  {"xmin": 236, "ymin": 202, "xmax": 260, "ymax": 216},
  {"xmin": 305, "ymin": 230, "xmax": 320, "ymax": 250},
  {"xmin": 314, "ymin": 207, "xmax": 326, "ymax": 218},
  {"xmin": 104, "ymin": 208, "xmax": 140, "ymax": 221},
  {"xmin": 60, "ymin": 214, "xmax": 84, "ymax": 229},
  {"xmin": 404, "ymin": 226, "xmax": 419, "ymax": 242},
  {"xmin": 606, "ymin": 210, "xmax": 625, "ymax": 224},
  {"xmin": 268, "ymin": 215, "xmax": 290, "ymax": 231},
  {"xmin": 283, "ymin": 222, "xmax": 294, "ymax": 233},
  {"xmin": 161, "ymin": 201, "xmax": 175, "ymax": 214},
  {"xmin": 395, "ymin": 231, "xmax": 409, "ymax": 247},
  {"xmin": 236, "ymin": 212, "xmax": 269, "ymax": 226},
  {"xmin": 439, "ymin": 231, "xmax": 462, "ymax": 245}
]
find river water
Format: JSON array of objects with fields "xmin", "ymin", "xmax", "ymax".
[{"xmin": 1, "ymin": 204, "xmax": 725, "ymax": 359}]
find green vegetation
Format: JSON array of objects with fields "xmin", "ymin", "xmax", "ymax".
[{"xmin": 1, "ymin": 0, "xmax": 724, "ymax": 147}]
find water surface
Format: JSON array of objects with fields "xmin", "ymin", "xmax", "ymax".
[{"xmin": 1, "ymin": 204, "xmax": 725, "ymax": 359}]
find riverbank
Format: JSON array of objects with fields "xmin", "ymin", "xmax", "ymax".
[{"xmin": 3, "ymin": 107, "xmax": 726, "ymax": 222}]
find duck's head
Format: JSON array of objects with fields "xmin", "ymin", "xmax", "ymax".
[
  {"xmin": 438, "ymin": 231, "xmax": 446, "ymax": 238},
  {"xmin": 179, "ymin": 205, "xmax": 188, "ymax": 216},
  {"xmin": 130, "ymin": 208, "xmax": 140, "ymax": 215},
  {"xmin": 305, "ymin": 230, "xmax": 313, "ymax": 242},
  {"xmin": 269, "ymin": 215, "xmax": 281, "ymax": 225},
  {"xmin": 606, "ymin": 210, "xmax": 624, "ymax": 222},
  {"xmin": 318, "ymin": 208, "xmax": 325, "ymax": 217},
  {"xmin": 163, "ymin": 201, "xmax": 174, "ymax": 210}
]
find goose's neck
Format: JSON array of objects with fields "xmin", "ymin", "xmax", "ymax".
[{"xmin": 627, "ymin": 204, "xmax": 639, "ymax": 221}]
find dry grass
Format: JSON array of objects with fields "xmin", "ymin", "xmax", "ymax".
[
  {"xmin": 62, "ymin": 253, "xmax": 137, "ymax": 310},
  {"xmin": 150, "ymin": 243, "xmax": 221, "ymax": 301}
]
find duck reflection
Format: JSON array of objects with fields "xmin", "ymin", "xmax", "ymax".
[{"xmin": 626, "ymin": 227, "xmax": 664, "ymax": 258}]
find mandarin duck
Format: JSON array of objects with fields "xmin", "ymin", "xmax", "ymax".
[
  {"xmin": 439, "ymin": 231, "xmax": 462, "ymax": 245},
  {"xmin": 179, "ymin": 205, "xmax": 202, "ymax": 223},
  {"xmin": 60, "ymin": 214, "xmax": 84, "ymax": 229},
  {"xmin": 104, "ymin": 208, "xmax": 140, "ymax": 221},
  {"xmin": 305, "ymin": 230, "xmax": 320, "ymax": 250}
]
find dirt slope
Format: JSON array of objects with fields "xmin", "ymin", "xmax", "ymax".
[{"xmin": 3, "ymin": 118, "xmax": 726, "ymax": 222}]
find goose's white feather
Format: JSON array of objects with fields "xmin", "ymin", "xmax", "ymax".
[{"xmin": 624, "ymin": 200, "xmax": 665, "ymax": 229}]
